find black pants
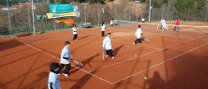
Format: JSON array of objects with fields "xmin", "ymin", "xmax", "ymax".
[
  {"xmin": 73, "ymin": 34, "xmax": 78, "ymax": 41},
  {"xmin": 105, "ymin": 49, "xmax": 114, "ymax": 57},
  {"xmin": 50, "ymin": 82, "xmax": 53, "ymax": 89},
  {"xmin": 134, "ymin": 38, "xmax": 142, "ymax": 44},
  {"xmin": 174, "ymin": 25, "xmax": 180, "ymax": 31},
  {"xmin": 102, "ymin": 31, "xmax": 105, "ymax": 37},
  {"xmin": 57, "ymin": 64, "xmax": 71, "ymax": 74}
]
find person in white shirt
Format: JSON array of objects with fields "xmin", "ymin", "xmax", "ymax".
[
  {"xmin": 72, "ymin": 24, "xmax": 78, "ymax": 41},
  {"xmin": 110, "ymin": 19, "xmax": 113, "ymax": 27},
  {"xmin": 141, "ymin": 17, "xmax": 145, "ymax": 23},
  {"xmin": 160, "ymin": 18, "xmax": 167, "ymax": 31},
  {"xmin": 102, "ymin": 33, "xmax": 115, "ymax": 59},
  {"xmin": 48, "ymin": 62, "xmax": 61, "ymax": 89},
  {"xmin": 133, "ymin": 25, "xmax": 143, "ymax": 45},
  {"xmin": 101, "ymin": 22, "xmax": 106, "ymax": 37},
  {"xmin": 57, "ymin": 41, "xmax": 83, "ymax": 77}
]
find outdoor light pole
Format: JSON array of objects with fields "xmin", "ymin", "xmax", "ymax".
[
  {"xmin": 148, "ymin": 0, "xmax": 152, "ymax": 23},
  {"xmin": 31, "ymin": 0, "xmax": 36, "ymax": 35}
]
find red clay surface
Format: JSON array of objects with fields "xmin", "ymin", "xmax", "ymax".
[{"xmin": 0, "ymin": 23, "xmax": 208, "ymax": 89}]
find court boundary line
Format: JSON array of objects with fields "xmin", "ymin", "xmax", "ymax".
[
  {"xmin": 16, "ymin": 39, "xmax": 113, "ymax": 85},
  {"xmin": 112, "ymin": 42, "xmax": 208, "ymax": 84},
  {"xmin": 102, "ymin": 35, "xmax": 205, "ymax": 69}
]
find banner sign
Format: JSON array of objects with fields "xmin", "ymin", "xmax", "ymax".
[
  {"xmin": 54, "ymin": 19, "xmax": 74, "ymax": 24},
  {"xmin": 50, "ymin": 4, "xmax": 74, "ymax": 13},
  {"xmin": 46, "ymin": 12, "xmax": 77, "ymax": 19}
]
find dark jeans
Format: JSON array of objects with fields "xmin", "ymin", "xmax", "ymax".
[
  {"xmin": 174, "ymin": 25, "xmax": 180, "ymax": 31},
  {"xmin": 134, "ymin": 38, "xmax": 142, "ymax": 44},
  {"xmin": 102, "ymin": 31, "xmax": 105, "ymax": 37},
  {"xmin": 105, "ymin": 49, "xmax": 114, "ymax": 57},
  {"xmin": 50, "ymin": 82, "xmax": 53, "ymax": 89},
  {"xmin": 73, "ymin": 34, "xmax": 78, "ymax": 41},
  {"xmin": 57, "ymin": 64, "xmax": 71, "ymax": 74}
]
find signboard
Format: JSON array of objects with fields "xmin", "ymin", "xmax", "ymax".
[
  {"xmin": 54, "ymin": 19, "xmax": 74, "ymax": 25},
  {"xmin": 50, "ymin": 4, "xmax": 74, "ymax": 13},
  {"xmin": 46, "ymin": 12, "xmax": 77, "ymax": 19}
]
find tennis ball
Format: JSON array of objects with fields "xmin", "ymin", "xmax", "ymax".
[{"xmin": 144, "ymin": 76, "xmax": 148, "ymax": 80}]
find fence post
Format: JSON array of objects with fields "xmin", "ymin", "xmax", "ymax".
[
  {"xmin": 148, "ymin": 0, "xmax": 152, "ymax": 22},
  {"xmin": 97, "ymin": 4, "xmax": 100, "ymax": 25},
  {"xmin": 6, "ymin": 0, "xmax": 12, "ymax": 35},
  {"xmin": 114, "ymin": 3, "xmax": 116, "ymax": 20},
  {"xmin": 28, "ymin": 1, "xmax": 31, "ymax": 33},
  {"xmin": 32, "ymin": 0, "xmax": 36, "ymax": 35},
  {"xmin": 187, "ymin": 0, "xmax": 190, "ymax": 22},
  {"xmin": 128, "ymin": 6, "xmax": 130, "ymax": 23},
  {"xmin": 84, "ymin": 5, "xmax": 86, "ymax": 24},
  {"xmin": 205, "ymin": 5, "xmax": 208, "ymax": 23},
  {"xmin": 162, "ymin": 5, "xmax": 164, "ymax": 18},
  {"xmin": 172, "ymin": 4, "xmax": 174, "ymax": 21}
]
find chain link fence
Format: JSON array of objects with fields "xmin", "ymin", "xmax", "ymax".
[{"xmin": 0, "ymin": 1, "xmax": 207, "ymax": 36}]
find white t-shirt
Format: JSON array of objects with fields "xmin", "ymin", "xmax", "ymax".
[
  {"xmin": 101, "ymin": 24, "xmax": 106, "ymax": 31},
  {"xmin": 102, "ymin": 36, "xmax": 112, "ymax": 50},
  {"xmin": 60, "ymin": 46, "xmax": 73, "ymax": 64},
  {"xmin": 142, "ymin": 18, "xmax": 145, "ymax": 22},
  {"xmin": 110, "ymin": 20, "xmax": 113, "ymax": 25},
  {"xmin": 72, "ymin": 27, "xmax": 77, "ymax": 35},
  {"xmin": 48, "ymin": 72, "xmax": 61, "ymax": 89},
  {"xmin": 135, "ymin": 28, "xmax": 142, "ymax": 39},
  {"xmin": 160, "ymin": 19, "xmax": 167, "ymax": 28}
]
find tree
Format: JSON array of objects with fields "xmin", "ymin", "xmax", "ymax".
[
  {"xmin": 49, "ymin": 0, "xmax": 72, "ymax": 4},
  {"xmin": 152, "ymin": 0, "xmax": 162, "ymax": 8},
  {"xmin": 197, "ymin": 0, "xmax": 206, "ymax": 10},
  {"xmin": 87, "ymin": 0, "xmax": 105, "ymax": 4}
]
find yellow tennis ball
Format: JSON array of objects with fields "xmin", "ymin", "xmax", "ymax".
[{"xmin": 144, "ymin": 76, "xmax": 148, "ymax": 80}]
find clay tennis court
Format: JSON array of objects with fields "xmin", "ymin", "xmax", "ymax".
[{"xmin": 0, "ymin": 23, "xmax": 208, "ymax": 89}]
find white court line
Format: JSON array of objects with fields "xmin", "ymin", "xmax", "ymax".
[
  {"xmin": 16, "ymin": 39, "xmax": 113, "ymax": 85},
  {"xmin": 112, "ymin": 42, "xmax": 208, "ymax": 84},
  {"xmin": 102, "ymin": 36, "xmax": 205, "ymax": 69},
  {"xmin": 142, "ymin": 45, "xmax": 162, "ymax": 50}
]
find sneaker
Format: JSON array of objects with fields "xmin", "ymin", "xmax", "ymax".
[
  {"xmin": 63, "ymin": 73, "xmax": 69, "ymax": 77},
  {"xmin": 133, "ymin": 42, "xmax": 135, "ymax": 44},
  {"xmin": 106, "ymin": 55, "xmax": 108, "ymax": 57}
]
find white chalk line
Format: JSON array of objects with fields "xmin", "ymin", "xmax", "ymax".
[
  {"xmin": 112, "ymin": 42, "xmax": 208, "ymax": 84},
  {"xmin": 101, "ymin": 35, "xmax": 205, "ymax": 69},
  {"xmin": 16, "ymin": 39, "xmax": 113, "ymax": 85}
]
